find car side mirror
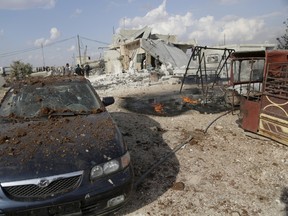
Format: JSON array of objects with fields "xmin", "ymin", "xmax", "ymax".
[{"xmin": 102, "ymin": 97, "xmax": 115, "ymax": 106}]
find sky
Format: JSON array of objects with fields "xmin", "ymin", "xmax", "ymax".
[{"xmin": 0, "ymin": 0, "xmax": 287, "ymax": 67}]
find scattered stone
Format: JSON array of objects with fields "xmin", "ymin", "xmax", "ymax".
[
  {"xmin": 171, "ymin": 182, "xmax": 185, "ymax": 191},
  {"xmin": 214, "ymin": 125, "xmax": 223, "ymax": 131}
]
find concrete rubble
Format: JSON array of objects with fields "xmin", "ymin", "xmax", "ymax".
[{"xmin": 88, "ymin": 69, "xmax": 182, "ymax": 91}]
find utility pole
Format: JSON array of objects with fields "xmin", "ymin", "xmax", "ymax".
[
  {"xmin": 77, "ymin": 35, "xmax": 82, "ymax": 65},
  {"xmin": 41, "ymin": 43, "xmax": 46, "ymax": 68}
]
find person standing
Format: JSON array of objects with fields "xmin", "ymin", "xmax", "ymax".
[
  {"xmin": 84, "ymin": 64, "xmax": 90, "ymax": 77},
  {"xmin": 141, "ymin": 56, "xmax": 146, "ymax": 70},
  {"xmin": 75, "ymin": 64, "xmax": 84, "ymax": 76},
  {"xmin": 155, "ymin": 55, "xmax": 161, "ymax": 69},
  {"xmin": 64, "ymin": 63, "xmax": 72, "ymax": 75},
  {"xmin": 128, "ymin": 58, "xmax": 134, "ymax": 73}
]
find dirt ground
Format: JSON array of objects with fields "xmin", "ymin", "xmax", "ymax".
[
  {"xmin": 94, "ymin": 80, "xmax": 288, "ymax": 216},
  {"xmin": 1, "ymin": 76, "xmax": 288, "ymax": 216}
]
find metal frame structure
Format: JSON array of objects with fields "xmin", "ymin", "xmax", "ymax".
[{"xmin": 180, "ymin": 46, "xmax": 235, "ymax": 102}]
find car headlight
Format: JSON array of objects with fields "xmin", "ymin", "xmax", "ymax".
[
  {"xmin": 90, "ymin": 152, "xmax": 131, "ymax": 181},
  {"xmin": 103, "ymin": 160, "xmax": 120, "ymax": 174},
  {"xmin": 90, "ymin": 166, "xmax": 104, "ymax": 179}
]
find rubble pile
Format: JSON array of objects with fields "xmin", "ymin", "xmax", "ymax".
[{"xmin": 88, "ymin": 70, "xmax": 182, "ymax": 91}]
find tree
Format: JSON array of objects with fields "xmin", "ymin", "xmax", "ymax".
[
  {"xmin": 277, "ymin": 18, "xmax": 288, "ymax": 49},
  {"xmin": 9, "ymin": 60, "xmax": 33, "ymax": 80}
]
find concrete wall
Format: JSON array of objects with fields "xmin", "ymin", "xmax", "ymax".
[
  {"xmin": 0, "ymin": 76, "xmax": 5, "ymax": 87},
  {"xmin": 104, "ymin": 50, "xmax": 123, "ymax": 74}
]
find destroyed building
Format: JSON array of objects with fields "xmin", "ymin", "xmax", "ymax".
[
  {"xmin": 104, "ymin": 26, "xmax": 194, "ymax": 74},
  {"xmin": 103, "ymin": 26, "xmax": 277, "ymax": 80}
]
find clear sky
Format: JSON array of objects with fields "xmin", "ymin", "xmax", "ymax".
[{"xmin": 0, "ymin": 0, "xmax": 287, "ymax": 67}]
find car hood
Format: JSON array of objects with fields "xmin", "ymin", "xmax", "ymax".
[{"xmin": 0, "ymin": 112, "xmax": 125, "ymax": 182}]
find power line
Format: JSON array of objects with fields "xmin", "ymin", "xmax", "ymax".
[
  {"xmin": 79, "ymin": 36, "xmax": 110, "ymax": 45},
  {"xmin": 0, "ymin": 35, "xmax": 110, "ymax": 59},
  {"xmin": 0, "ymin": 47, "xmax": 41, "ymax": 57},
  {"xmin": 43, "ymin": 36, "xmax": 76, "ymax": 48},
  {"xmin": 0, "ymin": 36, "xmax": 76, "ymax": 58}
]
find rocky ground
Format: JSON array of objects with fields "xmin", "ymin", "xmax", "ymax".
[
  {"xmin": 1, "ymin": 73, "xmax": 288, "ymax": 216},
  {"xmin": 91, "ymin": 75, "xmax": 288, "ymax": 216}
]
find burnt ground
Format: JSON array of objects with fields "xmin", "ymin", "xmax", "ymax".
[{"xmin": 96, "ymin": 82, "xmax": 288, "ymax": 216}]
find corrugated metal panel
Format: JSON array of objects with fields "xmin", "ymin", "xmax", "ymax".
[
  {"xmin": 120, "ymin": 27, "xmax": 152, "ymax": 41},
  {"xmin": 141, "ymin": 39, "xmax": 189, "ymax": 68}
]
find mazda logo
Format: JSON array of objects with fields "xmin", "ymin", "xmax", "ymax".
[{"xmin": 38, "ymin": 179, "xmax": 50, "ymax": 188}]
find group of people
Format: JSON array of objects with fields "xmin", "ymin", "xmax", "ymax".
[
  {"xmin": 75, "ymin": 64, "xmax": 91, "ymax": 77},
  {"xmin": 63, "ymin": 63, "xmax": 91, "ymax": 77}
]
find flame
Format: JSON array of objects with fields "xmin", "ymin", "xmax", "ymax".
[
  {"xmin": 181, "ymin": 96, "xmax": 198, "ymax": 104},
  {"xmin": 153, "ymin": 103, "xmax": 164, "ymax": 113}
]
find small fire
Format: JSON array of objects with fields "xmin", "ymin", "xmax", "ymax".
[
  {"xmin": 181, "ymin": 96, "xmax": 199, "ymax": 104},
  {"xmin": 153, "ymin": 103, "xmax": 164, "ymax": 113}
]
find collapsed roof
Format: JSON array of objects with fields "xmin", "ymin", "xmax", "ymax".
[
  {"xmin": 140, "ymin": 39, "xmax": 189, "ymax": 68},
  {"xmin": 112, "ymin": 26, "xmax": 191, "ymax": 69},
  {"xmin": 112, "ymin": 26, "xmax": 177, "ymax": 45}
]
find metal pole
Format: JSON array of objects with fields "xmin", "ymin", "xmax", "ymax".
[
  {"xmin": 77, "ymin": 35, "xmax": 82, "ymax": 66},
  {"xmin": 41, "ymin": 43, "xmax": 45, "ymax": 68}
]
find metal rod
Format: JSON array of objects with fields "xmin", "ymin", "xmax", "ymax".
[{"xmin": 77, "ymin": 35, "xmax": 82, "ymax": 66}]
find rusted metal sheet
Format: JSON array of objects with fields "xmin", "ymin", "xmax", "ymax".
[
  {"xmin": 264, "ymin": 62, "xmax": 288, "ymax": 98},
  {"xmin": 265, "ymin": 50, "xmax": 288, "ymax": 64},
  {"xmin": 239, "ymin": 97, "xmax": 261, "ymax": 133}
]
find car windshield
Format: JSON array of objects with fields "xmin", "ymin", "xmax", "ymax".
[{"xmin": 0, "ymin": 81, "xmax": 102, "ymax": 118}]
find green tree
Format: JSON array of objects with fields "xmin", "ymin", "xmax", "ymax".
[
  {"xmin": 10, "ymin": 60, "xmax": 33, "ymax": 80},
  {"xmin": 277, "ymin": 18, "xmax": 288, "ymax": 49}
]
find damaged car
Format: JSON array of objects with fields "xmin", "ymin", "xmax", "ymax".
[{"xmin": 0, "ymin": 76, "xmax": 134, "ymax": 215}]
